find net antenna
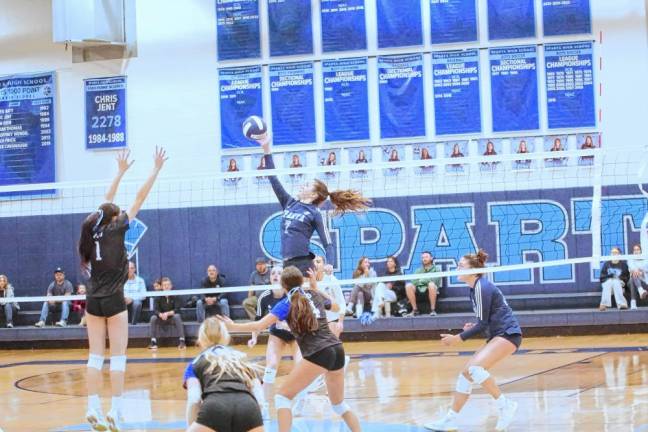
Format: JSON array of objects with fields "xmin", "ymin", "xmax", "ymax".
[{"xmin": 590, "ymin": 148, "xmax": 603, "ymax": 269}]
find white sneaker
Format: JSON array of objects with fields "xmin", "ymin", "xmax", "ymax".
[
  {"xmin": 34, "ymin": 320, "xmax": 45, "ymax": 328},
  {"xmin": 106, "ymin": 409, "xmax": 122, "ymax": 432},
  {"xmin": 424, "ymin": 412, "xmax": 458, "ymax": 431},
  {"xmin": 631, "ymin": 300, "xmax": 638, "ymax": 310},
  {"xmin": 86, "ymin": 409, "xmax": 108, "ymax": 431},
  {"xmin": 55, "ymin": 320, "xmax": 67, "ymax": 327},
  {"xmin": 495, "ymin": 399, "xmax": 518, "ymax": 431}
]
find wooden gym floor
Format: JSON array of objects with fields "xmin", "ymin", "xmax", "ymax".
[{"xmin": 1, "ymin": 334, "xmax": 647, "ymax": 431}]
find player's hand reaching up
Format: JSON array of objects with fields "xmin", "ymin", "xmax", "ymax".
[
  {"xmin": 116, "ymin": 149, "xmax": 134, "ymax": 173},
  {"xmin": 256, "ymin": 133, "xmax": 271, "ymax": 154},
  {"xmin": 153, "ymin": 146, "xmax": 168, "ymax": 171}
]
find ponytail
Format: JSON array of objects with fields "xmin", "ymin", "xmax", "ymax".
[
  {"xmin": 311, "ymin": 179, "xmax": 371, "ymax": 215},
  {"xmin": 281, "ymin": 266, "xmax": 318, "ymax": 335},
  {"xmin": 462, "ymin": 249, "xmax": 489, "ymax": 275}
]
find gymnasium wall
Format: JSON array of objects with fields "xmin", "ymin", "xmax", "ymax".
[{"xmin": 1, "ymin": 0, "xmax": 648, "ymax": 299}]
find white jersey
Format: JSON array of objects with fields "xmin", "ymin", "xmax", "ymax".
[{"xmin": 320, "ymin": 274, "xmax": 346, "ymax": 322}]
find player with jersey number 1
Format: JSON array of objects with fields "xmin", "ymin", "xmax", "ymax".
[
  {"xmin": 78, "ymin": 147, "xmax": 167, "ymax": 432},
  {"xmin": 243, "ymin": 115, "xmax": 371, "ymax": 276}
]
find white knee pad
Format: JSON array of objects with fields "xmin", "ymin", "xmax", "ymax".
[
  {"xmin": 331, "ymin": 401, "xmax": 350, "ymax": 416},
  {"xmin": 110, "ymin": 355, "xmax": 127, "ymax": 372},
  {"xmin": 468, "ymin": 366, "xmax": 490, "ymax": 385},
  {"xmin": 87, "ymin": 354, "xmax": 104, "ymax": 371},
  {"xmin": 263, "ymin": 367, "xmax": 277, "ymax": 384},
  {"xmin": 275, "ymin": 394, "xmax": 293, "ymax": 410},
  {"xmin": 455, "ymin": 373, "xmax": 473, "ymax": 394}
]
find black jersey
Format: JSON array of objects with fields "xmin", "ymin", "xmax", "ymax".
[
  {"xmin": 183, "ymin": 345, "xmax": 254, "ymax": 398},
  {"xmin": 88, "ymin": 212, "xmax": 129, "ymax": 298},
  {"xmin": 256, "ymin": 289, "xmax": 294, "ymax": 341}
]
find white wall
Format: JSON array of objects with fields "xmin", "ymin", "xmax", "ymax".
[{"xmin": 0, "ymin": 0, "xmax": 646, "ymax": 208}]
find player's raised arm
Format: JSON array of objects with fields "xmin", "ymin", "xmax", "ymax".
[
  {"xmin": 126, "ymin": 147, "xmax": 167, "ymax": 221},
  {"xmin": 104, "ymin": 149, "xmax": 134, "ymax": 203}
]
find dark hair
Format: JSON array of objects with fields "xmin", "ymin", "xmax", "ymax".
[
  {"xmin": 281, "ymin": 266, "xmax": 318, "ymax": 335},
  {"xmin": 633, "ymin": 243, "xmax": 642, "ymax": 252},
  {"xmin": 386, "ymin": 255, "xmax": 400, "ymax": 272},
  {"xmin": 463, "ymin": 249, "xmax": 489, "ymax": 275},
  {"xmin": 311, "ymin": 179, "xmax": 371, "ymax": 214},
  {"xmin": 78, "ymin": 202, "xmax": 121, "ymax": 265}
]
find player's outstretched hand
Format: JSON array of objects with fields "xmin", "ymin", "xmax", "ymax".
[
  {"xmin": 306, "ymin": 268, "xmax": 319, "ymax": 291},
  {"xmin": 463, "ymin": 322, "xmax": 475, "ymax": 331},
  {"xmin": 216, "ymin": 314, "xmax": 234, "ymax": 327},
  {"xmin": 153, "ymin": 146, "xmax": 168, "ymax": 170},
  {"xmin": 116, "ymin": 149, "xmax": 134, "ymax": 173},
  {"xmin": 247, "ymin": 336, "xmax": 257, "ymax": 348},
  {"xmin": 440, "ymin": 333, "xmax": 461, "ymax": 346},
  {"xmin": 256, "ymin": 133, "xmax": 271, "ymax": 154}
]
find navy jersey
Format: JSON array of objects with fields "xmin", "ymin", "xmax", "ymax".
[
  {"xmin": 256, "ymin": 289, "xmax": 294, "ymax": 341},
  {"xmin": 459, "ymin": 276, "xmax": 522, "ymax": 341},
  {"xmin": 270, "ymin": 289, "xmax": 340, "ymax": 357},
  {"xmin": 264, "ymin": 154, "xmax": 334, "ymax": 263},
  {"xmin": 88, "ymin": 212, "xmax": 129, "ymax": 298},
  {"xmin": 183, "ymin": 345, "xmax": 254, "ymax": 398}
]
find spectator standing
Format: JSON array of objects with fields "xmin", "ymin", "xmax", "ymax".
[
  {"xmin": 35, "ymin": 267, "xmax": 73, "ymax": 327},
  {"xmin": 123, "ymin": 262, "xmax": 147, "ymax": 324},
  {"xmin": 599, "ymin": 247, "xmax": 629, "ymax": 311},
  {"xmin": 348, "ymin": 257, "xmax": 377, "ymax": 317},
  {"xmin": 404, "ymin": 252, "xmax": 441, "ymax": 316},
  {"xmin": 0, "ymin": 274, "xmax": 19, "ymax": 328},
  {"xmin": 197, "ymin": 264, "xmax": 229, "ymax": 321},
  {"xmin": 245, "ymin": 258, "xmax": 271, "ymax": 320},
  {"xmin": 148, "ymin": 277, "xmax": 186, "ymax": 350}
]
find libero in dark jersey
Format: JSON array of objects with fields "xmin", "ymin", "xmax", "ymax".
[
  {"xmin": 256, "ymin": 134, "xmax": 370, "ymax": 275},
  {"xmin": 221, "ymin": 266, "xmax": 361, "ymax": 432},
  {"xmin": 184, "ymin": 318, "xmax": 264, "ymax": 432},
  {"xmin": 426, "ymin": 250, "xmax": 521, "ymax": 432},
  {"xmin": 78, "ymin": 148, "xmax": 167, "ymax": 432}
]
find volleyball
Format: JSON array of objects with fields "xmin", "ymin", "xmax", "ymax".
[{"xmin": 242, "ymin": 115, "xmax": 267, "ymax": 140}]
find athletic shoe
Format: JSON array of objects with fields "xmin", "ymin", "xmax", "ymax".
[
  {"xmin": 495, "ymin": 399, "xmax": 518, "ymax": 431},
  {"xmin": 424, "ymin": 412, "xmax": 458, "ymax": 431},
  {"xmin": 148, "ymin": 342, "xmax": 158, "ymax": 351},
  {"xmin": 6, "ymin": 322, "xmax": 13, "ymax": 328},
  {"xmin": 619, "ymin": 304, "xmax": 628, "ymax": 310},
  {"xmin": 640, "ymin": 288, "xmax": 648, "ymax": 300},
  {"xmin": 429, "ymin": 310, "xmax": 437, "ymax": 316},
  {"xmin": 178, "ymin": 341, "xmax": 187, "ymax": 350},
  {"xmin": 631, "ymin": 300, "xmax": 638, "ymax": 310},
  {"xmin": 598, "ymin": 305, "xmax": 607, "ymax": 312},
  {"xmin": 403, "ymin": 309, "xmax": 420, "ymax": 317},
  {"xmin": 106, "ymin": 409, "xmax": 122, "ymax": 432},
  {"xmin": 86, "ymin": 409, "xmax": 108, "ymax": 431},
  {"xmin": 55, "ymin": 320, "xmax": 67, "ymax": 327},
  {"xmin": 34, "ymin": 320, "xmax": 45, "ymax": 328}
]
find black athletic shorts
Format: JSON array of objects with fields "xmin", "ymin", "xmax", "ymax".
[
  {"xmin": 304, "ymin": 344, "xmax": 345, "ymax": 371},
  {"xmin": 269, "ymin": 327, "xmax": 296, "ymax": 343},
  {"xmin": 196, "ymin": 392, "xmax": 263, "ymax": 432},
  {"xmin": 86, "ymin": 292, "xmax": 127, "ymax": 318},
  {"xmin": 284, "ymin": 253, "xmax": 316, "ymax": 276},
  {"xmin": 491, "ymin": 333, "xmax": 523, "ymax": 350}
]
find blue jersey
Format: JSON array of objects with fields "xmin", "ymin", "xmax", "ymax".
[
  {"xmin": 264, "ymin": 154, "xmax": 334, "ymax": 263},
  {"xmin": 459, "ymin": 276, "xmax": 521, "ymax": 341}
]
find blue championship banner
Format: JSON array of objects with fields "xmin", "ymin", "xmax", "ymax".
[
  {"xmin": 378, "ymin": 54, "xmax": 425, "ymax": 138},
  {"xmin": 321, "ymin": 0, "xmax": 367, "ymax": 52},
  {"xmin": 216, "ymin": 0, "xmax": 260, "ymax": 60},
  {"xmin": 432, "ymin": 49, "xmax": 481, "ymax": 135},
  {"xmin": 323, "ymin": 58, "xmax": 369, "ymax": 142},
  {"xmin": 268, "ymin": 0, "xmax": 312, "ymax": 56},
  {"xmin": 490, "ymin": 46, "xmax": 539, "ymax": 132},
  {"xmin": 543, "ymin": 0, "xmax": 591, "ymax": 36},
  {"xmin": 219, "ymin": 66, "xmax": 263, "ymax": 149},
  {"xmin": 431, "ymin": 0, "xmax": 478, "ymax": 44},
  {"xmin": 85, "ymin": 76, "xmax": 126, "ymax": 150},
  {"xmin": 488, "ymin": 0, "xmax": 535, "ymax": 40},
  {"xmin": 376, "ymin": 0, "xmax": 422, "ymax": 48},
  {"xmin": 0, "ymin": 72, "xmax": 56, "ymax": 189},
  {"xmin": 545, "ymin": 42, "xmax": 595, "ymax": 129},
  {"xmin": 270, "ymin": 62, "xmax": 315, "ymax": 145}
]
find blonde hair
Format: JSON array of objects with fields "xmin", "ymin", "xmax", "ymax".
[{"xmin": 197, "ymin": 318, "xmax": 262, "ymax": 389}]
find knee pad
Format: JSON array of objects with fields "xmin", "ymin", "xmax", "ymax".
[
  {"xmin": 110, "ymin": 355, "xmax": 127, "ymax": 372},
  {"xmin": 263, "ymin": 367, "xmax": 277, "ymax": 384},
  {"xmin": 468, "ymin": 366, "xmax": 490, "ymax": 385},
  {"xmin": 275, "ymin": 394, "xmax": 293, "ymax": 410},
  {"xmin": 331, "ymin": 401, "xmax": 350, "ymax": 416},
  {"xmin": 455, "ymin": 373, "xmax": 472, "ymax": 394},
  {"xmin": 87, "ymin": 354, "xmax": 104, "ymax": 371}
]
